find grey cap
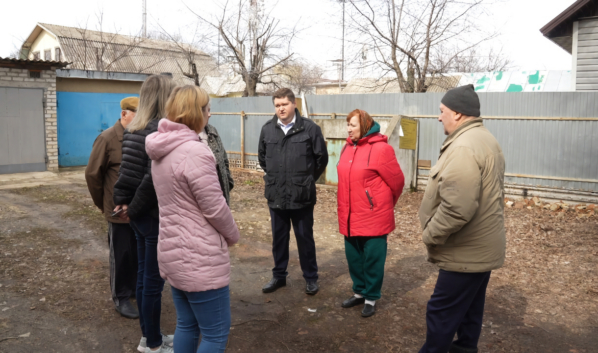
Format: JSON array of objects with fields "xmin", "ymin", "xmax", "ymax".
[{"xmin": 441, "ymin": 84, "xmax": 480, "ymax": 117}]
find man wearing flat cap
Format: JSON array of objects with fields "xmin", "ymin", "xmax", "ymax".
[
  {"xmin": 85, "ymin": 97, "xmax": 140, "ymax": 319},
  {"xmin": 418, "ymin": 84, "xmax": 506, "ymax": 353}
]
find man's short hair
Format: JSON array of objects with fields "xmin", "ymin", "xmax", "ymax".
[{"xmin": 272, "ymin": 88, "xmax": 295, "ymax": 104}]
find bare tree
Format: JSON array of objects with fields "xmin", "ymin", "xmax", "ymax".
[
  {"xmin": 254, "ymin": 60, "xmax": 324, "ymax": 95},
  {"xmin": 68, "ymin": 12, "xmax": 150, "ymax": 72},
  {"xmin": 190, "ymin": 0, "xmax": 300, "ymax": 96},
  {"xmin": 432, "ymin": 47, "xmax": 511, "ymax": 73},
  {"xmin": 151, "ymin": 24, "xmax": 217, "ymax": 87},
  {"xmin": 8, "ymin": 47, "xmax": 24, "ymax": 60},
  {"xmin": 58, "ymin": 10, "xmax": 195, "ymax": 76},
  {"xmin": 275, "ymin": 60, "xmax": 324, "ymax": 94},
  {"xmin": 347, "ymin": 0, "xmax": 501, "ymax": 92}
]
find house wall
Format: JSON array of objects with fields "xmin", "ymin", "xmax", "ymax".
[
  {"xmin": 575, "ymin": 17, "xmax": 598, "ymax": 91},
  {"xmin": 0, "ymin": 67, "xmax": 59, "ymax": 171},
  {"xmin": 315, "ymin": 85, "xmax": 344, "ymax": 95},
  {"xmin": 29, "ymin": 30, "xmax": 59, "ymax": 60},
  {"xmin": 57, "ymin": 77, "xmax": 142, "ymax": 93}
]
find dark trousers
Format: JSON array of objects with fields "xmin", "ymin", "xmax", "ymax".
[
  {"xmin": 344, "ymin": 235, "xmax": 387, "ymax": 301},
  {"xmin": 269, "ymin": 205, "xmax": 318, "ymax": 281},
  {"xmin": 130, "ymin": 215, "xmax": 165, "ymax": 349},
  {"xmin": 108, "ymin": 222, "xmax": 138, "ymax": 306},
  {"xmin": 419, "ymin": 270, "xmax": 491, "ymax": 353}
]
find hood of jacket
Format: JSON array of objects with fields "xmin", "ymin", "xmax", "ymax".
[
  {"xmin": 346, "ymin": 121, "xmax": 387, "ymax": 145},
  {"xmin": 145, "ymin": 119, "xmax": 200, "ymax": 161}
]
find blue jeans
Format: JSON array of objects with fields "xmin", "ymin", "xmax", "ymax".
[
  {"xmin": 130, "ymin": 215, "xmax": 165, "ymax": 349},
  {"xmin": 171, "ymin": 285, "xmax": 231, "ymax": 353}
]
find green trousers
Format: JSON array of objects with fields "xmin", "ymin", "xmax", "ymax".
[{"xmin": 344, "ymin": 235, "xmax": 387, "ymax": 301}]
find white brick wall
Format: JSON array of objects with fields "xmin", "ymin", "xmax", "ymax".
[{"xmin": 0, "ymin": 68, "xmax": 59, "ymax": 171}]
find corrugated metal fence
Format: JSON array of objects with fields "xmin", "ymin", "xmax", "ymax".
[
  {"xmin": 210, "ymin": 97, "xmax": 274, "ymax": 170},
  {"xmin": 211, "ymin": 92, "xmax": 598, "ymax": 194}
]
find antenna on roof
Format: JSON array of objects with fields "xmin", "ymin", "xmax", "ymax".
[{"xmin": 142, "ymin": 0, "xmax": 147, "ymax": 38}]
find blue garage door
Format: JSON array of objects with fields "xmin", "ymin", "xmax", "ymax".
[{"xmin": 57, "ymin": 92, "xmax": 139, "ymax": 167}]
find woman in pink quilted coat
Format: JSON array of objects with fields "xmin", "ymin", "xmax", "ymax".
[{"xmin": 145, "ymin": 85, "xmax": 240, "ymax": 353}]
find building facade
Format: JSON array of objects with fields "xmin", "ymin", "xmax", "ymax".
[{"xmin": 541, "ymin": 0, "xmax": 598, "ymax": 91}]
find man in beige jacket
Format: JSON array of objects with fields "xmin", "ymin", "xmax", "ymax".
[
  {"xmin": 418, "ymin": 84, "xmax": 506, "ymax": 353},
  {"xmin": 85, "ymin": 97, "xmax": 139, "ymax": 319}
]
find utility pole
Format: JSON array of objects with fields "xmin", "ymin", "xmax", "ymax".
[
  {"xmin": 142, "ymin": 0, "xmax": 147, "ymax": 38},
  {"xmin": 341, "ymin": 0, "xmax": 345, "ymax": 82}
]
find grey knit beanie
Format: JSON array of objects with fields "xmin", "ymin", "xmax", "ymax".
[{"xmin": 441, "ymin": 84, "xmax": 480, "ymax": 117}]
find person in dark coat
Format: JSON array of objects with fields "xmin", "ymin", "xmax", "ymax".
[
  {"xmin": 258, "ymin": 88, "xmax": 328, "ymax": 295},
  {"xmin": 336, "ymin": 109, "xmax": 404, "ymax": 317},
  {"xmin": 199, "ymin": 99, "xmax": 234, "ymax": 205},
  {"xmin": 113, "ymin": 75, "xmax": 176, "ymax": 353},
  {"xmin": 85, "ymin": 97, "xmax": 139, "ymax": 319}
]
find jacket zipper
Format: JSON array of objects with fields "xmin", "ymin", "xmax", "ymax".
[
  {"xmin": 220, "ymin": 235, "xmax": 223, "ymax": 248},
  {"xmin": 347, "ymin": 144, "xmax": 359, "ymax": 236},
  {"xmin": 366, "ymin": 190, "xmax": 374, "ymax": 210}
]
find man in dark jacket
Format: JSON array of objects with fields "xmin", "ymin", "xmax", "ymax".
[
  {"xmin": 85, "ymin": 97, "xmax": 139, "ymax": 319},
  {"xmin": 258, "ymin": 88, "xmax": 328, "ymax": 295}
]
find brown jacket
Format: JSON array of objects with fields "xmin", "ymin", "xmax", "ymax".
[
  {"xmin": 418, "ymin": 118, "xmax": 506, "ymax": 273},
  {"xmin": 85, "ymin": 120, "xmax": 128, "ymax": 224}
]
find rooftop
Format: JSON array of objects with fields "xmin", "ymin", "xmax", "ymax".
[
  {"xmin": 0, "ymin": 57, "xmax": 69, "ymax": 70},
  {"xmin": 540, "ymin": 0, "xmax": 598, "ymax": 53},
  {"xmin": 20, "ymin": 23, "xmax": 216, "ymax": 85}
]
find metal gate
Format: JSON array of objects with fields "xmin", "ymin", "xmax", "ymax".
[
  {"xmin": 57, "ymin": 92, "xmax": 138, "ymax": 166},
  {"xmin": 0, "ymin": 87, "xmax": 46, "ymax": 174}
]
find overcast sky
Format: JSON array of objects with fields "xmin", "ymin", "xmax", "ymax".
[{"xmin": 0, "ymin": 0, "xmax": 575, "ymax": 78}]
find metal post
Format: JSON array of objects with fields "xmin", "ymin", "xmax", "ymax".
[
  {"xmin": 342, "ymin": 0, "xmax": 345, "ymax": 82},
  {"xmin": 142, "ymin": 0, "xmax": 147, "ymax": 38},
  {"xmin": 413, "ymin": 119, "xmax": 420, "ymax": 191},
  {"xmin": 241, "ymin": 111, "xmax": 246, "ymax": 169}
]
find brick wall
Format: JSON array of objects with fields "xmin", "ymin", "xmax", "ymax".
[{"xmin": 0, "ymin": 67, "xmax": 59, "ymax": 171}]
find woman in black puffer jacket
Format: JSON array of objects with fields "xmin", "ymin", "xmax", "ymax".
[{"xmin": 113, "ymin": 74, "xmax": 176, "ymax": 353}]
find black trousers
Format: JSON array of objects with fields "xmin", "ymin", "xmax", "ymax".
[
  {"xmin": 108, "ymin": 222, "xmax": 138, "ymax": 306},
  {"xmin": 269, "ymin": 205, "xmax": 318, "ymax": 281},
  {"xmin": 419, "ymin": 270, "xmax": 491, "ymax": 353}
]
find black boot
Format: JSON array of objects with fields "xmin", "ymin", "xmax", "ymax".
[
  {"xmin": 341, "ymin": 296, "xmax": 365, "ymax": 308},
  {"xmin": 262, "ymin": 278, "xmax": 286, "ymax": 293},
  {"xmin": 115, "ymin": 299, "xmax": 139, "ymax": 319},
  {"xmin": 305, "ymin": 280, "xmax": 319, "ymax": 295},
  {"xmin": 449, "ymin": 343, "xmax": 478, "ymax": 353}
]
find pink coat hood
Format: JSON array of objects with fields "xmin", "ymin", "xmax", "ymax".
[{"xmin": 146, "ymin": 119, "xmax": 240, "ymax": 292}]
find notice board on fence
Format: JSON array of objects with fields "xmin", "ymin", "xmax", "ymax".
[{"xmin": 399, "ymin": 118, "xmax": 417, "ymax": 150}]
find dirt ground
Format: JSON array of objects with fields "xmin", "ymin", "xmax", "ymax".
[{"xmin": 0, "ymin": 169, "xmax": 596, "ymax": 353}]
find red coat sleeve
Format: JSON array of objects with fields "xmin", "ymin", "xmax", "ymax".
[{"xmin": 375, "ymin": 144, "xmax": 405, "ymax": 205}]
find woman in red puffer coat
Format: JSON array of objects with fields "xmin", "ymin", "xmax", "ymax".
[{"xmin": 337, "ymin": 109, "xmax": 404, "ymax": 318}]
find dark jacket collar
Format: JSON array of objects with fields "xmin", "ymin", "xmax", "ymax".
[
  {"xmin": 440, "ymin": 118, "xmax": 484, "ymax": 152},
  {"xmin": 271, "ymin": 108, "xmax": 305, "ymax": 134},
  {"xmin": 205, "ymin": 124, "xmax": 219, "ymax": 137}
]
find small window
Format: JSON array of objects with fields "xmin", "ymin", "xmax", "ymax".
[
  {"xmin": 29, "ymin": 70, "xmax": 41, "ymax": 78},
  {"xmin": 32, "ymin": 51, "xmax": 40, "ymax": 60},
  {"xmin": 55, "ymin": 48, "xmax": 61, "ymax": 62},
  {"xmin": 44, "ymin": 49, "xmax": 51, "ymax": 61}
]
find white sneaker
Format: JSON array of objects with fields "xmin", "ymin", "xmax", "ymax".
[
  {"xmin": 144, "ymin": 344, "xmax": 174, "ymax": 353},
  {"xmin": 137, "ymin": 335, "xmax": 174, "ymax": 353}
]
